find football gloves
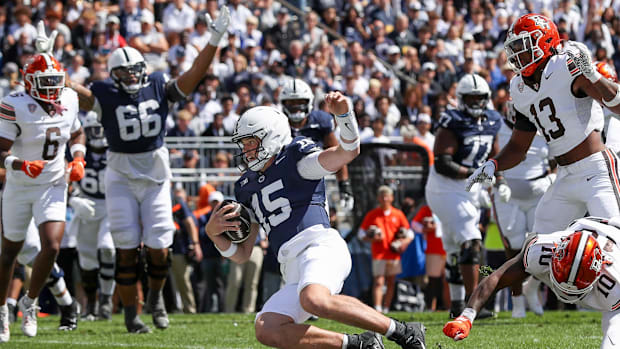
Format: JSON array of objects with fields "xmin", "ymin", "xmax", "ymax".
[
  {"xmin": 466, "ymin": 160, "xmax": 496, "ymax": 192},
  {"xmin": 206, "ymin": 6, "xmax": 231, "ymax": 46},
  {"xmin": 21, "ymin": 160, "xmax": 47, "ymax": 178},
  {"xmin": 566, "ymin": 41, "xmax": 602, "ymax": 83},
  {"xmin": 67, "ymin": 157, "xmax": 86, "ymax": 182},
  {"xmin": 69, "ymin": 196, "xmax": 96, "ymax": 219},
  {"xmin": 443, "ymin": 316, "xmax": 472, "ymax": 341},
  {"xmin": 495, "ymin": 183, "xmax": 512, "ymax": 203},
  {"xmin": 35, "ymin": 21, "xmax": 58, "ymax": 55},
  {"xmin": 338, "ymin": 180, "xmax": 354, "ymax": 211}
]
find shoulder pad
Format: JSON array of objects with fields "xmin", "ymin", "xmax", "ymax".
[{"xmin": 438, "ymin": 109, "xmax": 464, "ymax": 129}]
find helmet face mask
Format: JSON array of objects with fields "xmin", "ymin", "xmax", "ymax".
[
  {"xmin": 282, "ymin": 99, "xmax": 310, "ymax": 123},
  {"xmin": 280, "ymin": 79, "xmax": 314, "ymax": 123},
  {"xmin": 24, "ymin": 54, "xmax": 65, "ymax": 103},
  {"xmin": 504, "ymin": 14, "xmax": 560, "ymax": 77},
  {"xmin": 108, "ymin": 47, "xmax": 147, "ymax": 94},
  {"xmin": 456, "ymin": 74, "xmax": 490, "ymax": 118},
  {"xmin": 462, "ymin": 94, "xmax": 489, "ymax": 117}
]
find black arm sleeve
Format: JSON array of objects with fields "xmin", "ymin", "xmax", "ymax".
[
  {"xmin": 434, "ymin": 154, "xmax": 474, "ymax": 179},
  {"xmin": 165, "ymin": 79, "xmax": 188, "ymax": 103},
  {"xmin": 514, "ymin": 109, "xmax": 537, "ymax": 132}
]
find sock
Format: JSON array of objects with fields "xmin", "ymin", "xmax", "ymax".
[
  {"xmin": 342, "ymin": 334, "xmax": 348, "ymax": 349},
  {"xmin": 384, "ymin": 318, "xmax": 396, "ymax": 337},
  {"xmin": 49, "ymin": 277, "xmax": 72, "ymax": 306},
  {"xmin": 449, "ymin": 283, "xmax": 466, "ymax": 302},
  {"xmin": 374, "ymin": 305, "xmax": 382, "ymax": 312},
  {"xmin": 6, "ymin": 298, "xmax": 16, "ymax": 307},
  {"xmin": 23, "ymin": 295, "xmax": 36, "ymax": 307},
  {"xmin": 54, "ymin": 290, "xmax": 73, "ymax": 306},
  {"xmin": 99, "ymin": 277, "xmax": 115, "ymax": 296}
]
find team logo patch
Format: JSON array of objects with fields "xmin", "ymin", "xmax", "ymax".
[
  {"xmin": 240, "ymin": 178, "xmax": 249, "ymax": 187},
  {"xmin": 28, "ymin": 103, "xmax": 37, "ymax": 113},
  {"xmin": 258, "ymin": 175, "xmax": 265, "ymax": 183},
  {"xmin": 518, "ymin": 82, "xmax": 524, "ymax": 92}
]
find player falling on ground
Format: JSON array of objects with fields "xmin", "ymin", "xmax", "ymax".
[
  {"xmin": 0, "ymin": 51, "xmax": 86, "ymax": 342},
  {"xmin": 444, "ymin": 216, "xmax": 620, "ymax": 349},
  {"xmin": 67, "ymin": 111, "xmax": 115, "ymax": 320},
  {"xmin": 467, "ymin": 13, "xmax": 620, "ymax": 315},
  {"xmin": 61, "ymin": 7, "xmax": 231, "ymax": 333},
  {"xmin": 206, "ymin": 92, "xmax": 425, "ymax": 349}
]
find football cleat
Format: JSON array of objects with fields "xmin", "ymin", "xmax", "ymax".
[
  {"xmin": 449, "ymin": 300, "xmax": 465, "ymax": 319},
  {"xmin": 98, "ymin": 294, "xmax": 113, "ymax": 320},
  {"xmin": 124, "ymin": 306, "xmax": 151, "ymax": 334},
  {"xmin": 346, "ymin": 331, "xmax": 385, "ymax": 349},
  {"xmin": 58, "ymin": 298, "xmax": 80, "ymax": 331},
  {"xmin": 388, "ymin": 321, "xmax": 426, "ymax": 349},
  {"xmin": 147, "ymin": 290, "xmax": 169, "ymax": 329},
  {"xmin": 18, "ymin": 296, "xmax": 40, "ymax": 337},
  {"xmin": 82, "ymin": 300, "xmax": 97, "ymax": 321},
  {"xmin": 0, "ymin": 304, "xmax": 10, "ymax": 343}
]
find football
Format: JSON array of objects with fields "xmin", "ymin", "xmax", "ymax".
[{"xmin": 221, "ymin": 199, "xmax": 252, "ymax": 243}]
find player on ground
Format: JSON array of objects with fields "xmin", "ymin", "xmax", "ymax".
[
  {"xmin": 207, "ymin": 92, "xmax": 425, "ymax": 349},
  {"xmin": 425, "ymin": 73, "xmax": 506, "ymax": 318},
  {"xmin": 468, "ymin": 13, "xmax": 620, "ymax": 237},
  {"xmin": 444, "ymin": 216, "xmax": 620, "ymax": 349},
  {"xmin": 280, "ymin": 79, "xmax": 354, "ymax": 210},
  {"xmin": 491, "ymin": 101, "xmax": 553, "ymax": 317},
  {"xmin": 68, "ymin": 111, "xmax": 115, "ymax": 320},
  {"xmin": 0, "ymin": 52, "xmax": 85, "ymax": 343},
  {"xmin": 63, "ymin": 7, "xmax": 231, "ymax": 333}
]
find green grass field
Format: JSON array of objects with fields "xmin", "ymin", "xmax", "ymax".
[{"xmin": 4, "ymin": 311, "xmax": 602, "ymax": 348}]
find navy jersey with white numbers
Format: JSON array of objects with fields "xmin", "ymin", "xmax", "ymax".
[
  {"xmin": 79, "ymin": 149, "xmax": 107, "ymax": 199},
  {"xmin": 290, "ymin": 110, "xmax": 334, "ymax": 148},
  {"xmin": 234, "ymin": 136, "xmax": 330, "ymax": 255},
  {"xmin": 438, "ymin": 109, "xmax": 502, "ymax": 168},
  {"xmin": 91, "ymin": 72, "xmax": 170, "ymax": 153}
]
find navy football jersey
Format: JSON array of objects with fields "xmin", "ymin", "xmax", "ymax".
[
  {"xmin": 438, "ymin": 109, "xmax": 502, "ymax": 168},
  {"xmin": 235, "ymin": 136, "xmax": 330, "ymax": 255},
  {"xmin": 290, "ymin": 110, "xmax": 334, "ymax": 148},
  {"xmin": 79, "ymin": 149, "xmax": 107, "ymax": 199},
  {"xmin": 91, "ymin": 72, "xmax": 171, "ymax": 153}
]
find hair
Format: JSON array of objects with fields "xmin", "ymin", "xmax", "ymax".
[{"xmin": 377, "ymin": 185, "xmax": 393, "ymax": 196}]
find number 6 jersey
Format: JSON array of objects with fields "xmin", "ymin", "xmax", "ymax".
[
  {"xmin": 509, "ymin": 42, "xmax": 604, "ymax": 157},
  {"xmin": 0, "ymin": 89, "xmax": 80, "ymax": 186}
]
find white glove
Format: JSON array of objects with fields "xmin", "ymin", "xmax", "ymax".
[
  {"xmin": 465, "ymin": 160, "xmax": 496, "ymax": 192},
  {"xmin": 69, "ymin": 196, "xmax": 96, "ymax": 219},
  {"xmin": 35, "ymin": 21, "xmax": 58, "ymax": 55},
  {"xmin": 496, "ymin": 183, "xmax": 512, "ymax": 203},
  {"xmin": 566, "ymin": 41, "xmax": 601, "ymax": 83},
  {"xmin": 531, "ymin": 173, "xmax": 555, "ymax": 196},
  {"xmin": 206, "ymin": 6, "xmax": 231, "ymax": 46}
]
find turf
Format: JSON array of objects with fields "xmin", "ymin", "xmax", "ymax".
[{"xmin": 4, "ymin": 310, "xmax": 601, "ymax": 348}]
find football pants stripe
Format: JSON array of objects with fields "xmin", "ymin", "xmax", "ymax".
[{"xmin": 602, "ymin": 149, "xmax": 620, "ymax": 214}]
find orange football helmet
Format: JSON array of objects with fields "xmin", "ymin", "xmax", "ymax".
[
  {"xmin": 550, "ymin": 231, "xmax": 605, "ymax": 303},
  {"xmin": 504, "ymin": 14, "xmax": 561, "ymax": 77},
  {"xmin": 595, "ymin": 61, "xmax": 618, "ymax": 82},
  {"xmin": 23, "ymin": 53, "xmax": 65, "ymax": 103}
]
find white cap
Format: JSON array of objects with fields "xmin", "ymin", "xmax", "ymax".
[
  {"xmin": 140, "ymin": 10, "xmax": 154, "ymax": 24},
  {"xmin": 422, "ymin": 62, "xmax": 436, "ymax": 71},
  {"xmin": 387, "ymin": 45, "xmax": 400, "ymax": 55},
  {"xmin": 417, "ymin": 113, "xmax": 431, "ymax": 124},
  {"xmin": 208, "ymin": 191, "xmax": 224, "ymax": 203},
  {"xmin": 463, "ymin": 32, "xmax": 474, "ymax": 41},
  {"xmin": 106, "ymin": 15, "xmax": 120, "ymax": 25}
]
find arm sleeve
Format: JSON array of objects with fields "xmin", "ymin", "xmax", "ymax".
[
  {"xmin": 0, "ymin": 119, "xmax": 18, "ymax": 141},
  {"xmin": 514, "ymin": 109, "xmax": 537, "ymax": 132},
  {"xmin": 434, "ymin": 154, "xmax": 473, "ymax": 178},
  {"xmin": 297, "ymin": 151, "xmax": 334, "ymax": 180},
  {"xmin": 165, "ymin": 78, "xmax": 188, "ymax": 103}
]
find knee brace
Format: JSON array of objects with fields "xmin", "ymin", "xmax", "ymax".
[
  {"xmin": 115, "ymin": 248, "xmax": 142, "ymax": 286},
  {"xmin": 45, "ymin": 262, "xmax": 65, "ymax": 287},
  {"xmin": 13, "ymin": 263, "xmax": 25, "ymax": 282},
  {"xmin": 446, "ymin": 253, "xmax": 463, "ymax": 284},
  {"xmin": 98, "ymin": 248, "xmax": 116, "ymax": 281},
  {"xmin": 145, "ymin": 248, "xmax": 171, "ymax": 280},
  {"xmin": 458, "ymin": 239, "xmax": 482, "ymax": 265},
  {"xmin": 80, "ymin": 268, "xmax": 99, "ymax": 295}
]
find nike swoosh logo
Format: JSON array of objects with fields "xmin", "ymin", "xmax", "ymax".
[
  {"xmin": 344, "ymin": 122, "xmax": 353, "ymax": 133},
  {"xmin": 545, "ymin": 72, "xmax": 553, "ymax": 79},
  {"xmin": 275, "ymin": 155, "xmax": 286, "ymax": 165},
  {"xmin": 586, "ymin": 175, "xmax": 596, "ymax": 181}
]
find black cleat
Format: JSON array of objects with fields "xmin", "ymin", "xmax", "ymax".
[
  {"xmin": 82, "ymin": 300, "xmax": 97, "ymax": 321},
  {"xmin": 58, "ymin": 298, "xmax": 80, "ymax": 331},
  {"xmin": 346, "ymin": 331, "xmax": 385, "ymax": 349},
  {"xmin": 475, "ymin": 308, "xmax": 496, "ymax": 320},
  {"xmin": 449, "ymin": 300, "xmax": 465, "ymax": 319},
  {"xmin": 124, "ymin": 305, "xmax": 151, "ymax": 334},
  {"xmin": 388, "ymin": 321, "xmax": 426, "ymax": 349},
  {"xmin": 98, "ymin": 294, "xmax": 112, "ymax": 320},
  {"xmin": 147, "ymin": 290, "xmax": 169, "ymax": 330}
]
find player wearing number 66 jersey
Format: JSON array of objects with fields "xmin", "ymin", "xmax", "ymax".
[
  {"xmin": 66, "ymin": 7, "xmax": 231, "ymax": 333},
  {"xmin": 444, "ymin": 217, "xmax": 620, "ymax": 348},
  {"xmin": 425, "ymin": 73, "xmax": 503, "ymax": 319},
  {"xmin": 0, "ymin": 52, "xmax": 85, "ymax": 343}
]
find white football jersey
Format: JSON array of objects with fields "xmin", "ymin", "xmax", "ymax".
[
  {"xmin": 523, "ymin": 229, "xmax": 620, "ymax": 312},
  {"xmin": 0, "ymin": 89, "xmax": 80, "ymax": 186},
  {"xmin": 510, "ymin": 42, "xmax": 604, "ymax": 158},
  {"xmin": 498, "ymin": 122, "xmax": 549, "ymax": 180}
]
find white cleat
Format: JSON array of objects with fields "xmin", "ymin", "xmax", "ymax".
[
  {"xmin": 0, "ymin": 304, "xmax": 10, "ymax": 343},
  {"xmin": 523, "ymin": 279, "xmax": 544, "ymax": 316},
  {"xmin": 511, "ymin": 295, "xmax": 526, "ymax": 318},
  {"xmin": 18, "ymin": 296, "xmax": 40, "ymax": 337}
]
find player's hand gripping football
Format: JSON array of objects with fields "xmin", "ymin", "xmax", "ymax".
[
  {"xmin": 67, "ymin": 157, "xmax": 86, "ymax": 181},
  {"xmin": 21, "ymin": 160, "xmax": 47, "ymax": 178},
  {"xmin": 205, "ymin": 201, "xmax": 241, "ymax": 239},
  {"xmin": 35, "ymin": 20, "xmax": 58, "ymax": 55},
  {"xmin": 205, "ymin": 6, "xmax": 231, "ymax": 46},
  {"xmin": 566, "ymin": 41, "xmax": 601, "ymax": 83},
  {"xmin": 443, "ymin": 316, "xmax": 472, "ymax": 341},
  {"xmin": 465, "ymin": 160, "xmax": 497, "ymax": 191}
]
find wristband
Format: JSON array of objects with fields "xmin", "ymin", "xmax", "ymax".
[
  {"xmin": 461, "ymin": 307, "xmax": 477, "ymax": 323},
  {"xmin": 215, "ymin": 241, "xmax": 237, "ymax": 258},
  {"xmin": 490, "ymin": 159, "xmax": 498, "ymax": 170},
  {"xmin": 4, "ymin": 155, "xmax": 17, "ymax": 170},
  {"xmin": 70, "ymin": 144, "xmax": 86, "ymax": 158},
  {"xmin": 603, "ymin": 87, "xmax": 620, "ymax": 108}
]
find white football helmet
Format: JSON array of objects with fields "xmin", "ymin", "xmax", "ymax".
[
  {"xmin": 456, "ymin": 73, "xmax": 491, "ymax": 118},
  {"xmin": 108, "ymin": 47, "xmax": 147, "ymax": 94},
  {"xmin": 279, "ymin": 79, "xmax": 314, "ymax": 123},
  {"xmin": 232, "ymin": 106, "xmax": 292, "ymax": 172},
  {"xmin": 81, "ymin": 111, "xmax": 108, "ymax": 150}
]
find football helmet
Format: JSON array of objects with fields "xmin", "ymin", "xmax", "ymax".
[
  {"xmin": 279, "ymin": 79, "xmax": 314, "ymax": 123},
  {"xmin": 108, "ymin": 47, "xmax": 147, "ymax": 94},
  {"xmin": 456, "ymin": 74, "xmax": 490, "ymax": 118},
  {"xmin": 504, "ymin": 14, "xmax": 560, "ymax": 77},
  {"xmin": 595, "ymin": 61, "xmax": 618, "ymax": 83},
  {"xmin": 231, "ymin": 106, "xmax": 292, "ymax": 172},
  {"xmin": 549, "ymin": 231, "xmax": 605, "ymax": 303},
  {"xmin": 81, "ymin": 111, "xmax": 108, "ymax": 151},
  {"xmin": 23, "ymin": 53, "xmax": 65, "ymax": 103}
]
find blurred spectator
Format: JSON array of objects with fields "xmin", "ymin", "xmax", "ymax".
[
  {"xmin": 129, "ymin": 10, "xmax": 169, "ymax": 72},
  {"xmin": 241, "ymin": 16, "xmax": 262, "ymax": 49},
  {"xmin": 44, "ymin": 9, "xmax": 72, "ymax": 45},
  {"xmin": 8, "ymin": 6, "xmax": 37, "ymax": 45},
  {"xmin": 0, "ymin": 63, "xmax": 23, "ymax": 98},
  {"xmin": 67, "ymin": 55, "xmax": 90, "ymax": 85},
  {"xmin": 71, "ymin": 8, "xmax": 98, "ymax": 66},
  {"xmin": 202, "ymin": 113, "xmax": 231, "ymax": 138},
  {"xmin": 168, "ymin": 31, "xmax": 199, "ymax": 74},
  {"xmin": 168, "ymin": 110, "xmax": 196, "ymax": 138},
  {"xmin": 209, "ymin": 151, "xmax": 234, "ymax": 197},
  {"xmin": 228, "ymin": 0, "xmax": 253, "ymax": 34},
  {"xmin": 120, "ymin": 0, "xmax": 143, "ymax": 39},
  {"xmin": 101, "ymin": 15, "xmax": 127, "ymax": 54},
  {"xmin": 302, "ymin": 11, "xmax": 327, "ymax": 52},
  {"xmin": 189, "ymin": 14, "xmax": 210, "ymax": 51},
  {"xmin": 285, "ymin": 40, "xmax": 306, "ymax": 77},
  {"xmin": 415, "ymin": 113, "xmax": 435, "ymax": 149},
  {"xmin": 364, "ymin": 19, "xmax": 394, "ymax": 59},
  {"xmin": 358, "ymin": 186, "xmax": 413, "ymax": 313},
  {"xmin": 162, "ymin": 0, "xmax": 196, "ymax": 35},
  {"xmin": 374, "ymin": 95, "xmax": 400, "ymax": 134},
  {"xmin": 234, "ymin": 84, "xmax": 255, "ymax": 115},
  {"xmin": 264, "ymin": 8, "xmax": 300, "ymax": 55}
]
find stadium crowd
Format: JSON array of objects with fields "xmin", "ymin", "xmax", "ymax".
[{"xmin": 0, "ymin": 0, "xmax": 619, "ymax": 324}]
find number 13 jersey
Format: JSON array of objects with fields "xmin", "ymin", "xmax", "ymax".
[
  {"xmin": 509, "ymin": 43, "xmax": 604, "ymax": 157},
  {"xmin": 0, "ymin": 89, "xmax": 80, "ymax": 186}
]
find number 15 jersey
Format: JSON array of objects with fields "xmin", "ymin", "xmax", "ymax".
[
  {"xmin": 510, "ymin": 42, "xmax": 604, "ymax": 157},
  {"xmin": 0, "ymin": 89, "xmax": 80, "ymax": 186}
]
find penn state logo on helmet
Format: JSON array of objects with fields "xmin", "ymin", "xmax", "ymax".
[
  {"xmin": 108, "ymin": 47, "xmax": 148, "ymax": 94},
  {"xmin": 220, "ymin": 199, "xmax": 252, "ymax": 243}
]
